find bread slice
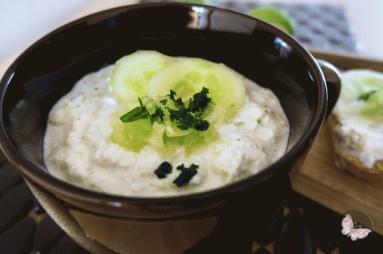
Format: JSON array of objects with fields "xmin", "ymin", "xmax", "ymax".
[{"xmin": 328, "ymin": 115, "xmax": 383, "ymax": 182}]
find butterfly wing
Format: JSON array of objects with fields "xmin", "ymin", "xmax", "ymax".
[
  {"xmin": 351, "ymin": 228, "xmax": 372, "ymax": 241},
  {"xmin": 341, "ymin": 214, "xmax": 354, "ymax": 235},
  {"xmin": 350, "ymin": 230, "xmax": 358, "ymax": 241}
]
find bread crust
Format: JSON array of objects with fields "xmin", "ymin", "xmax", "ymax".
[{"xmin": 328, "ymin": 115, "xmax": 383, "ymax": 182}]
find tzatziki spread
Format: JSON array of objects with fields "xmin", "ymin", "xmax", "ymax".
[
  {"xmin": 44, "ymin": 51, "xmax": 289, "ymax": 196},
  {"xmin": 333, "ymin": 70, "xmax": 383, "ymax": 168}
]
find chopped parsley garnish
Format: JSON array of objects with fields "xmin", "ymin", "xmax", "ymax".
[
  {"xmin": 188, "ymin": 87, "xmax": 211, "ymax": 112},
  {"xmin": 358, "ymin": 90, "xmax": 377, "ymax": 101},
  {"xmin": 150, "ymin": 106, "xmax": 165, "ymax": 123},
  {"xmin": 138, "ymin": 97, "xmax": 144, "ymax": 108},
  {"xmin": 154, "ymin": 161, "xmax": 173, "ymax": 179},
  {"xmin": 168, "ymin": 108, "xmax": 194, "ymax": 130},
  {"xmin": 194, "ymin": 119, "xmax": 209, "ymax": 131},
  {"xmin": 153, "ymin": 161, "xmax": 199, "ymax": 187},
  {"xmin": 160, "ymin": 99, "xmax": 168, "ymax": 105},
  {"xmin": 169, "ymin": 90, "xmax": 184, "ymax": 108},
  {"xmin": 120, "ymin": 98, "xmax": 165, "ymax": 124},
  {"xmin": 120, "ymin": 106, "xmax": 149, "ymax": 123},
  {"xmin": 167, "ymin": 88, "xmax": 212, "ymax": 131},
  {"xmin": 120, "ymin": 87, "xmax": 212, "ymax": 132},
  {"xmin": 173, "ymin": 163, "xmax": 199, "ymax": 187}
]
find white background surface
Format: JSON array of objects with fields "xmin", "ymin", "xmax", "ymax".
[{"xmin": 1, "ymin": 0, "xmax": 382, "ymax": 73}]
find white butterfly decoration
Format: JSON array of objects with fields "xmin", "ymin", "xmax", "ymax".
[{"xmin": 341, "ymin": 214, "xmax": 371, "ymax": 241}]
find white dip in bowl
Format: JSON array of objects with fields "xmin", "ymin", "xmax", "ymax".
[{"xmin": 44, "ymin": 57, "xmax": 289, "ymax": 197}]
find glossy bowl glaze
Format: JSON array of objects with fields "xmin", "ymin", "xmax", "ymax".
[{"xmin": 0, "ymin": 3, "xmax": 339, "ymax": 253}]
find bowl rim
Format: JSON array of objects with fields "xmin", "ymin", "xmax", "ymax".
[{"xmin": 0, "ymin": 2, "xmax": 327, "ymax": 206}]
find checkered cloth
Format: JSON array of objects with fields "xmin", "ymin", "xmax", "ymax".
[{"xmin": 142, "ymin": 0, "xmax": 357, "ymax": 52}]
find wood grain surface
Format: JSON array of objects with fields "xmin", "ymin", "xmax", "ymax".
[{"xmin": 291, "ymin": 50, "xmax": 383, "ymax": 235}]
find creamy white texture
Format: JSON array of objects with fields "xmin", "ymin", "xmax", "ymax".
[
  {"xmin": 44, "ymin": 65, "xmax": 289, "ymax": 196},
  {"xmin": 333, "ymin": 70, "xmax": 383, "ymax": 168}
]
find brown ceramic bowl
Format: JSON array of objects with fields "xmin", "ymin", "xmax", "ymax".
[{"xmin": 0, "ymin": 3, "xmax": 340, "ymax": 253}]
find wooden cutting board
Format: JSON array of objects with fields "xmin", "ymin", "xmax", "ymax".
[{"xmin": 291, "ymin": 50, "xmax": 383, "ymax": 235}]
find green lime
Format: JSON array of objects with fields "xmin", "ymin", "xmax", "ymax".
[
  {"xmin": 183, "ymin": 0, "xmax": 205, "ymax": 4},
  {"xmin": 249, "ymin": 7, "xmax": 295, "ymax": 34}
]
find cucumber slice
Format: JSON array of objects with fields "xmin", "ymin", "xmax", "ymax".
[
  {"xmin": 341, "ymin": 70, "xmax": 383, "ymax": 99},
  {"xmin": 162, "ymin": 127, "xmax": 219, "ymax": 155},
  {"xmin": 111, "ymin": 50, "xmax": 174, "ymax": 103},
  {"xmin": 111, "ymin": 54, "xmax": 246, "ymax": 154},
  {"xmin": 110, "ymin": 111, "xmax": 153, "ymax": 152},
  {"xmin": 341, "ymin": 70, "xmax": 383, "ymax": 120},
  {"xmin": 361, "ymin": 91, "xmax": 383, "ymax": 120},
  {"xmin": 148, "ymin": 58, "xmax": 245, "ymax": 124}
]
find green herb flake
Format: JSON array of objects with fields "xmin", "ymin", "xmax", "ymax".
[
  {"xmin": 167, "ymin": 88, "xmax": 212, "ymax": 131},
  {"xmin": 120, "ymin": 88, "xmax": 212, "ymax": 131},
  {"xmin": 188, "ymin": 87, "xmax": 211, "ymax": 112},
  {"xmin": 169, "ymin": 90, "xmax": 184, "ymax": 108},
  {"xmin": 120, "ymin": 106, "xmax": 149, "ymax": 123},
  {"xmin": 138, "ymin": 97, "xmax": 144, "ymax": 108},
  {"xmin": 149, "ymin": 106, "xmax": 165, "ymax": 123},
  {"xmin": 173, "ymin": 163, "xmax": 199, "ymax": 187},
  {"xmin": 194, "ymin": 119, "xmax": 209, "ymax": 131},
  {"xmin": 358, "ymin": 90, "xmax": 377, "ymax": 101},
  {"xmin": 169, "ymin": 108, "xmax": 194, "ymax": 130},
  {"xmin": 154, "ymin": 161, "xmax": 172, "ymax": 179}
]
